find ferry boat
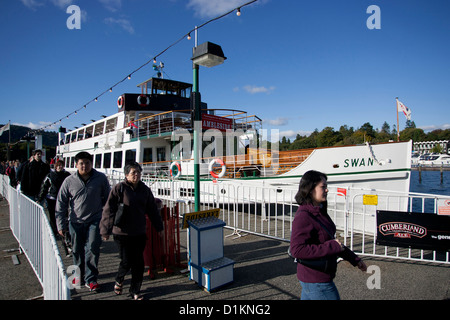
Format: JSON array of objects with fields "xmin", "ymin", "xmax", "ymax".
[{"xmin": 56, "ymin": 77, "xmax": 412, "ymax": 210}]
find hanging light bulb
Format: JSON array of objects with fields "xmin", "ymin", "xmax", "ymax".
[
  {"xmin": 128, "ymin": 75, "xmax": 131, "ymax": 80},
  {"xmin": 187, "ymin": 33, "xmax": 191, "ymax": 40},
  {"xmin": 236, "ymin": 8, "xmax": 241, "ymax": 16},
  {"xmin": 95, "ymin": 97, "xmax": 98, "ymax": 102},
  {"xmin": 109, "ymin": 88, "xmax": 112, "ymax": 92}
]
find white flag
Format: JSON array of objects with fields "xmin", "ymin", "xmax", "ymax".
[
  {"xmin": 397, "ymin": 99, "xmax": 411, "ymax": 120},
  {"xmin": 0, "ymin": 123, "xmax": 10, "ymax": 136}
]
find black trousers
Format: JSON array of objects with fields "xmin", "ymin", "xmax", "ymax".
[
  {"xmin": 46, "ymin": 198, "xmax": 58, "ymax": 236},
  {"xmin": 113, "ymin": 234, "xmax": 147, "ymax": 295}
]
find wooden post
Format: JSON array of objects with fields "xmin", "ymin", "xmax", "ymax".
[{"xmin": 419, "ymin": 164, "xmax": 422, "ymax": 183}]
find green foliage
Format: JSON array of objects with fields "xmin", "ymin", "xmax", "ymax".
[{"xmin": 282, "ymin": 123, "xmax": 450, "ymax": 150}]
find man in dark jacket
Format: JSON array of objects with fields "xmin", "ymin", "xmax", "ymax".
[{"xmin": 20, "ymin": 149, "xmax": 50, "ymax": 200}]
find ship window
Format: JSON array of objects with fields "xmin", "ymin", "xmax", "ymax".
[
  {"xmin": 85, "ymin": 126, "xmax": 93, "ymax": 139},
  {"xmin": 94, "ymin": 122, "xmax": 105, "ymax": 137},
  {"xmin": 77, "ymin": 129, "xmax": 84, "ymax": 141},
  {"xmin": 95, "ymin": 154, "xmax": 102, "ymax": 169},
  {"xmin": 125, "ymin": 149, "xmax": 136, "ymax": 165},
  {"xmin": 65, "ymin": 157, "xmax": 70, "ymax": 168},
  {"xmin": 103, "ymin": 152, "xmax": 111, "ymax": 168},
  {"xmin": 143, "ymin": 148, "xmax": 152, "ymax": 163},
  {"xmin": 113, "ymin": 151, "xmax": 122, "ymax": 168},
  {"xmin": 71, "ymin": 132, "xmax": 77, "ymax": 142},
  {"xmin": 157, "ymin": 147, "xmax": 166, "ymax": 162},
  {"xmin": 70, "ymin": 157, "xmax": 76, "ymax": 168},
  {"xmin": 105, "ymin": 118, "xmax": 117, "ymax": 134},
  {"xmin": 65, "ymin": 134, "xmax": 70, "ymax": 144}
]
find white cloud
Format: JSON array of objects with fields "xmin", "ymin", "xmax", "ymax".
[
  {"xmin": 243, "ymin": 85, "xmax": 275, "ymax": 94},
  {"xmin": 13, "ymin": 121, "xmax": 56, "ymax": 130},
  {"xmin": 419, "ymin": 124, "xmax": 450, "ymax": 132},
  {"xmin": 98, "ymin": 0, "xmax": 122, "ymax": 12},
  {"xmin": 19, "ymin": 0, "xmax": 44, "ymax": 10},
  {"xmin": 104, "ymin": 17, "xmax": 135, "ymax": 34},
  {"xmin": 265, "ymin": 117, "xmax": 289, "ymax": 126},
  {"xmin": 50, "ymin": 0, "xmax": 73, "ymax": 9},
  {"xmin": 187, "ymin": 0, "xmax": 249, "ymax": 18}
]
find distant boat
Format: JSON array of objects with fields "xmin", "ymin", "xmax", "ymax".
[{"xmin": 418, "ymin": 153, "xmax": 450, "ymax": 167}]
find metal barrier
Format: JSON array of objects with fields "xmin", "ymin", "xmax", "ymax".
[
  {"xmin": 147, "ymin": 178, "xmax": 449, "ymax": 265},
  {"xmin": 1, "ymin": 175, "xmax": 70, "ymax": 300}
]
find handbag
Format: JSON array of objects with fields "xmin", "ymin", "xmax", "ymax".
[
  {"xmin": 288, "ymin": 213, "xmax": 341, "ymax": 273},
  {"xmin": 113, "ymin": 184, "xmax": 126, "ymax": 227}
]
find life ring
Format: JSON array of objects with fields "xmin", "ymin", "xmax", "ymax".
[
  {"xmin": 208, "ymin": 158, "xmax": 226, "ymax": 179},
  {"xmin": 137, "ymin": 94, "xmax": 149, "ymax": 107},
  {"xmin": 117, "ymin": 95, "xmax": 124, "ymax": 108},
  {"xmin": 169, "ymin": 161, "xmax": 181, "ymax": 178}
]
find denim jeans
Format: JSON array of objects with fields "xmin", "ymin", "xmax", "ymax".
[
  {"xmin": 69, "ymin": 219, "xmax": 102, "ymax": 285},
  {"xmin": 299, "ymin": 281, "xmax": 340, "ymax": 300}
]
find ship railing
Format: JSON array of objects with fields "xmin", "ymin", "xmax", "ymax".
[
  {"xmin": 128, "ymin": 109, "xmax": 262, "ymax": 140},
  {"xmin": 141, "ymin": 149, "xmax": 312, "ymax": 179},
  {"xmin": 0, "ymin": 175, "xmax": 70, "ymax": 300}
]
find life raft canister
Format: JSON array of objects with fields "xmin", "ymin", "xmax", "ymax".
[{"xmin": 208, "ymin": 158, "xmax": 226, "ymax": 178}]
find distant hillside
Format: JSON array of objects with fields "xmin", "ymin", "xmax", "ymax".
[{"xmin": 0, "ymin": 124, "xmax": 58, "ymax": 147}]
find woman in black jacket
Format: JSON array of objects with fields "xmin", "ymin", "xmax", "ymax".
[
  {"xmin": 100, "ymin": 162, "xmax": 163, "ymax": 300},
  {"xmin": 38, "ymin": 160, "xmax": 71, "ymax": 236}
]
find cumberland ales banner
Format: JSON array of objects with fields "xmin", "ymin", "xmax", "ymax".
[{"xmin": 376, "ymin": 210, "xmax": 450, "ymax": 251}]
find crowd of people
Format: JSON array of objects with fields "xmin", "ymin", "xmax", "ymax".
[
  {"xmin": 2, "ymin": 150, "xmax": 163, "ymax": 300},
  {"xmin": 2, "ymin": 150, "xmax": 368, "ymax": 300}
]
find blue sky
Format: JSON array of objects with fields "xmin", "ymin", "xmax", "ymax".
[{"xmin": 1, "ymin": 0, "xmax": 449, "ymax": 141}]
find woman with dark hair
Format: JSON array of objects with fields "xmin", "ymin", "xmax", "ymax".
[
  {"xmin": 290, "ymin": 170, "xmax": 367, "ymax": 300},
  {"xmin": 100, "ymin": 162, "xmax": 163, "ymax": 300}
]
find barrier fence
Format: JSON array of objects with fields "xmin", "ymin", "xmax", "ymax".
[
  {"xmin": 2, "ymin": 172, "xmax": 449, "ymax": 300},
  {"xmin": 148, "ymin": 177, "xmax": 450, "ymax": 265},
  {"xmin": 0, "ymin": 175, "xmax": 70, "ymax": 300}
]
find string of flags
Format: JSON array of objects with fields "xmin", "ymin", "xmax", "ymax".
[{"xmin": 22, "ymin": 0, "xmax": 257, "ymax": 138}]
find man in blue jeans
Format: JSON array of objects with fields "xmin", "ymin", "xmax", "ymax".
[{"xmin": 56, "ymin": 152, "xmax": 110, "ymax": 292}]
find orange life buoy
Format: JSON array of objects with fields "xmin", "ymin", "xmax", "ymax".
[
  {"xmin": 117, "ymin": 95, "xmax": 124, "ymax": 108},
  {"xmin": 208, "ymin": 158, "xmax": 226, "ymax": 178},
  {"xmin": 170, "ymin": 161, "xmax": 181, "ymax": 178},
  {"xmin": 137, "ymin": 94, "xmax": 149, "ymax": 107}
]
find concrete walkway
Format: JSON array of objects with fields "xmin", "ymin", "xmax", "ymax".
[{"xmin": 1, "ymin": 197, "xmax": 449, "ymax": 302}]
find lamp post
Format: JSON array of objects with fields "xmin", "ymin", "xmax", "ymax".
[{"xmin": 191, "ymin": 41, "xmax": 226, "ymax": 211}]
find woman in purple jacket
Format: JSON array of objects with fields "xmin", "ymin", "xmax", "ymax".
[{"xmin": 290, "ymin": 170, "xmax": 367, "ymax": 300}]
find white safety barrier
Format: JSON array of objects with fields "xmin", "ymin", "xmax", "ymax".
[
  {"xmin": 1, "ymin": 175, "xmax": 70, "ymax": 300},
  {"xmin": 147, "ymin": 177, "xmax": 449, "ymax": 265}
]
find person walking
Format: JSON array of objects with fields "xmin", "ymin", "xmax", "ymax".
[
  {"xmin": 100, "ymin": 162, "xmax": 163, "ymax": 300},
  {"xmin": 38, "ymin": 159, "xmax": 72, "ymax": 255},
  {"xmin": 19, "ymin": 149, "xmax": 50, "ymax": 200},
  {"xmin": 289, "ymin": 170, "xmax": 367, "ymax": 300},
  {"xmin": 56, "ymin": 152, "xmax": 111, "ymax": 292}
]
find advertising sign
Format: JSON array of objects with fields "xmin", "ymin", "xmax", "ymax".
[
  {"xmin": 202, "ymin": 114, "xmax": 232, "ymax": 131},
  {"xmin": 376, "ymin": 210, "xmax": 450, "ymax": 251},
  {"xmin": 182, "ymin": 208, "xmax": 220, "ymax": 229}
]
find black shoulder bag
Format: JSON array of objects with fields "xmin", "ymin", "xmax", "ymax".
[
  {"xmin": 113, "ymin": 183, "xmax": 126, "ymax": 227},
  {"xmin": 288, "ymin": 214, "xmax": 341, "ymax": 274}
]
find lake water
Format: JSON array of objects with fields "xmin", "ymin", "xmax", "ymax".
[
  {"xmin": 409, "ymin": 170, "xmax": 450, "ymax": 196},
  {"xmin": 409, "ymin": 170, "xmax": 450, "ymax": 213}
]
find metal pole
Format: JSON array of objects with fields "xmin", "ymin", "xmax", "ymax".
[{"xmin": 192, "ymin": 61, "xmax": 201, "ymax": 212}]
